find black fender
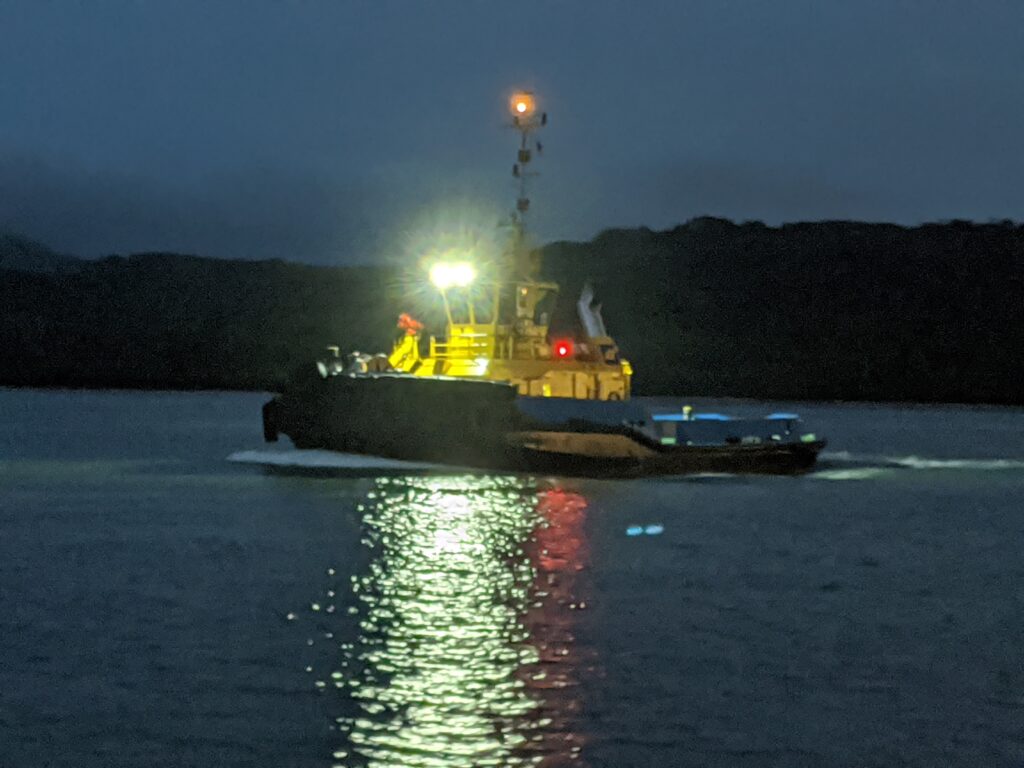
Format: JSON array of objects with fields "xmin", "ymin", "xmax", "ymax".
[{"xmin": 262, "ymin": 400, "xmax": 279, "ymax": 442}]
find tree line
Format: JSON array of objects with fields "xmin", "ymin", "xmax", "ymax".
[{"xmin": 1, "ymin": 218, "xmax": 1021, "ymax": 404}]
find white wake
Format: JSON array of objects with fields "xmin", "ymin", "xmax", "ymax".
[
  {"xmin": 820, "ymin": 451, "xmax": 1024, "ymax": 472},
  {"xmin": 227, "ymin": 448, "xmax": 447, "ymax": 472}
]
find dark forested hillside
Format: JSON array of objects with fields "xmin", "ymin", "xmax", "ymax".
[
  {"xmin": 542, "ymin": 218, "xmax": 1024, "ymax": 403},
  {"xmin": 0, "ymin": 254, "xmax": 404, "ymax": 391},
  {"xmin": 0, "ymin": 231, "xmax": 81, "ymax": 274},
  {"xmin": 2, "ymin": 218, "xmax": 1022, "ymax": 403}
]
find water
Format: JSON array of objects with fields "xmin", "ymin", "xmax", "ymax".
[{"xmin": 2, "ymin": 389, "xmax": 1023, "ymax": 767}]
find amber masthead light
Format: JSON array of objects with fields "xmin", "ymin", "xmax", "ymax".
[{"xmin": 509, "ymin": 91, "xmax": 536, "ymax": 118}]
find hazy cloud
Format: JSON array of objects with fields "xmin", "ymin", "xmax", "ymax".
[
  {"xmin": 1, "ymin": 0, "xmax": 1023, "ymax": 261},
  {"xmin": 0, "ymin": 154, "xmax": 392, "ymax": 262}
]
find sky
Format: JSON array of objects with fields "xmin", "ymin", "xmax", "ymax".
[{"xmin": 1, "ymin": 0, "xmax": 1023, "ymax": 264}]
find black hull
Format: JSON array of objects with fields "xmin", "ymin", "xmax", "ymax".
[
  {"xmin": 515, "ymin": 439, "xmax": 824, "ymax": 478},
  {"xmin": 264, "ymin": 373, "xmax": 520, "ymax": 467},
  {"xmin": 263, "ymin": 373, "xmax": 825, "ymax": 478}
]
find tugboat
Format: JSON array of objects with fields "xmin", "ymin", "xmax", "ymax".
[{"xmin": 262, "ymin": 91, "xmax": 826, "ymax": 477}]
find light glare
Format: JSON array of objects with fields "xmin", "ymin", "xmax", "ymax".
[{"xmin": 430, "ymin": 261, "xmax": 476, "ymax": 289}]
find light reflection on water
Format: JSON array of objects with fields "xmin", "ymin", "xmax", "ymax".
[{"xmin": 326, "ymin": 475, "xmax": 592, "ymax": 767}]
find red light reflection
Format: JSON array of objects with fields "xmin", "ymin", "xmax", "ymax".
[{"xmin": 515, "ymin": 487, "xmax": 594, "ymax": 765}]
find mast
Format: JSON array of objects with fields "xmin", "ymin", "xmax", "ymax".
[{"xmin": 509, "ymin": 91, "xmax": 546, "ymax": 281}]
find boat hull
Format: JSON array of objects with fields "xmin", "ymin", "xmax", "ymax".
[
  {"xmin": 263, "ymin": 371, "xmax": 518, "ymax": 467},
  {"xmin": 509, "ymin": 430, "xmax": 824, "ymax": 478},
  {"xmin": 263, "ymin": 372, "xmax": 825, "ymax": 478}
]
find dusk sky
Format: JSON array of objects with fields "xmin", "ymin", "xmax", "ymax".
[{"xmin": 1, "ymin": 0, "xmax": 1022, "ymax": 263}]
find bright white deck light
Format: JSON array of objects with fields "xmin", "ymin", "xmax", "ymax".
[{"xmin": 429, "ymin": 262, "xmax": 476, "ymax": 289}]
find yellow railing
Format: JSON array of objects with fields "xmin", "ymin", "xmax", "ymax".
[{"xmin": 429, "ymin": 336, "xmax": 494, "ymax": 359}]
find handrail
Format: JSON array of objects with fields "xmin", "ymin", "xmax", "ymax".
[{"xmin": 429, "ymin": 337, "xmax": 493, "ymax": 359}]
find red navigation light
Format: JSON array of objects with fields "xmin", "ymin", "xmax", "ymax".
[{"xmin": 553, "ymin": 339, "xmax": 574, "ymax": 359}]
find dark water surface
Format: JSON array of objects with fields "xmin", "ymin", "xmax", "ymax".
[{"xmin": 2, "ymin": 389, "xmax": 1023, "ymax": 767}]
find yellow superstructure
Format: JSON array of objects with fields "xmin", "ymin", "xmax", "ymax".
[
  {"xmin": 388, "ymin": 89, "xmax": 632, "ymax": 401},
  {"xmin": 387, "ymin": 272, "xmax": 632, "ymax": 400}
]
